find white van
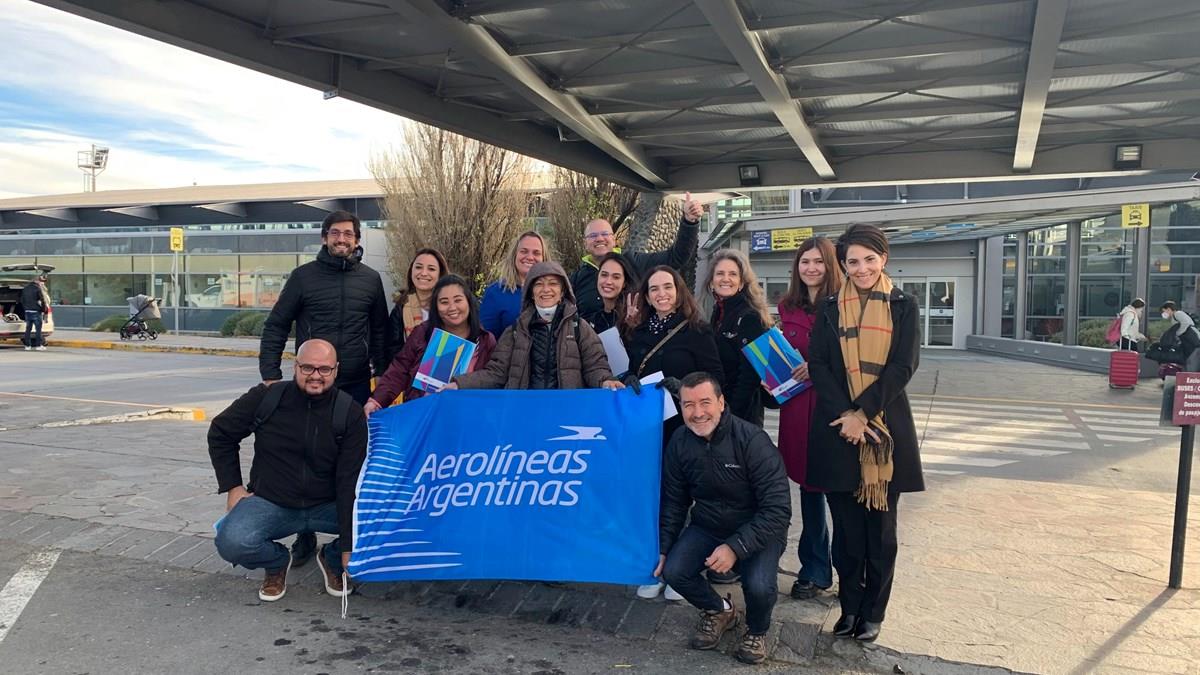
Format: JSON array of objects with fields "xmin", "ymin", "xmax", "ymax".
[{"xmin": 0, "ymin": 264, "xmax": 56, "ymax": 343}]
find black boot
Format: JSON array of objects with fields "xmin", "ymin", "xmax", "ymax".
[{"xmin": 832, "ymin": 614, "xmax": 858, "ymax": 638}]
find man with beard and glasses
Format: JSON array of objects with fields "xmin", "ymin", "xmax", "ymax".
[
  {"xmin": 209, "ymin": 339, "xmax": 366, "ymax": 603},
  {"xmin": 258, "ymin": 211, "xmax": 388, "ymax": 567}
]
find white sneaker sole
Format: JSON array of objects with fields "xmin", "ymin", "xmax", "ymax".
[
  {"xmin": 258, "ymin": 553, "xmax": 292, "ymax": 602},
  {"xmin": 636, "ymin": 582, "xmax": 665, "ymax": 599},
  {"xmin": 316, "ymin": 549, "xmax": 350, "ymax": 598}
]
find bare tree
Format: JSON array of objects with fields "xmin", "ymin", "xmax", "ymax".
[
  {"xmin": 544, "ymin": 166, "xmax": 639, "ymax": 273},
  {"xmin": 370, "ymin": 124, "xmax": 535, "ymax": 294}
]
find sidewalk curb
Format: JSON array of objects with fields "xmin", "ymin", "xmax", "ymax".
[{"xmin": 45, "ymin": 337, "xmax": 286, "ymax": 361}]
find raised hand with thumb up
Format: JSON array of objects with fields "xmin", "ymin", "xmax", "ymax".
[{"xmin": 682, "ymin": 191, "xmax": 704, "ymax": 224}]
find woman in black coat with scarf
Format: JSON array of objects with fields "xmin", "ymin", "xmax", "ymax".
[{"xmin": 807, "ymin": 224, "xmax": 924, "ymax": 644}]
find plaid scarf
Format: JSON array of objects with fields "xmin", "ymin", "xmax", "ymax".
[{"xmin": 837, "ymin": 273, "xmax": 896, "ymax": 511}]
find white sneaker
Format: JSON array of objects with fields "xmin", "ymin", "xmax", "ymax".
[
  {"xmin": 35, "ymin": 346, "xmax": 46, "ymax": 351},
  {"xmin": 664, "ymin": 585, "xmax": 684, "ymax": 601},
  {"xmin": 25, "ymin": 345, "xmax": 31, "ymax": 351},
  {"xmin": 636, "ymin": 581, "xmax": 665, "ymax": 599}
]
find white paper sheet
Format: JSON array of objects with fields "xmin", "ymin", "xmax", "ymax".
[
  {"xmin": 597, "ymin": 327, "xmax": 630, "ymax": 376},
  {"xmin": 639, "ymin": 371, "xmax": 678, "ymax": 421}
]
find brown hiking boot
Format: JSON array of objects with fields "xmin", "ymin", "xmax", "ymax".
[
  {"xmin": 689, "ymin": 598, "xmax": 740, "ymax": 650},
  {"xmin": 736, "ymin": 632, "xmax": 769, "ymax": 664},
  {"xmin": 258, "ymin": 551, "xmax": 292, "ymax": 602}
]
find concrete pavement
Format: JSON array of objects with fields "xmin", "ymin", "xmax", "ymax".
[{"xmin": 0, "ymin": 342, "xmax": 1197, "ymax": 673}]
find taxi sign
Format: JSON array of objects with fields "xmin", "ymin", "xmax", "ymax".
[{"xmin": 169, "ymin": 227, "xmax": 185, "ymax": 252}]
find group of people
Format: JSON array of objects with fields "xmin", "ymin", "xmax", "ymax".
[
  {"xmin": 1120, "ymin": 298, "xmax": 1200, "ymax": 373},
  {"xmin": 206, "ymin": 204, "xmax": 925, "ymax": 665}
]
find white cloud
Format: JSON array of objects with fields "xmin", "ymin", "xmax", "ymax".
[{"xmin": 0, "ymin": 0, "xmax": 409, "ymax": 197}]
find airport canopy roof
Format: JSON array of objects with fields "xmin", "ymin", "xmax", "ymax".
[
  {"xmin": 711, "ymin": 179, "xmax": 1200, "ymax": 248},
  {"xmin": 36, "ymin": 0, "xmax": 1200, "ymax": 191}
]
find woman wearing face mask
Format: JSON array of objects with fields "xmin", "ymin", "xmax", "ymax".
[
  {"xmin": 388, "ymin": 248, "xmax": 448, "ymax": 361},
  {"xmin": 807, "ymin": 224, "xmax": 923, "ymax": 644},
  {"xmin": 367, "ymin": 275, "xmax": 497, "ymax": 413},
  {"xmin": 703, "ymin": 249, "xmax": 773, "ymax": 427},
  {"xmin": 775, "ymin": 237, "xmax": 841, "ymax": 601},
  {"xmin": 581, "ymin": 252, "xmax": 640, "ymax": 339},
  {"xmin": 447, "ymin": 261, "xmax": 623, "ymax": 391},
  {"xmin": 479, "ymin": 231, "xmax": 552, "ymax": 338},
  {"xmin": 625, "ymin": 266, "xmax": 724, "ymax": 445}
]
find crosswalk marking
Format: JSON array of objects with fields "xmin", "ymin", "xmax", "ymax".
[
  {"xmin": 920, "ymin": 440, "xmax": 1070, "ymax": 457},
  {"xmin": 922, "ymin": 417, "xmax": 1082, "ymax": 433},
  {"xmin": 765, "ymin": 395, "xmax": 1175, "ymax": 477},
  {"xmin": 923, "ymin": 425, "xmax": 1088, "ymax": 445},
  {"xmin": 920, "ymin": 453, "xmax": 1017, "ymax": 468}
]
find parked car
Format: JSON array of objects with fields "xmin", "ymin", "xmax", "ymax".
[{"xmin": 0, "ymin": 263, "xmax": 56, "ymax": 343}]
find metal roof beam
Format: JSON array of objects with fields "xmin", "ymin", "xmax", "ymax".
[
  {"xmin": 693, "ymin": 0, "xmax": 835, "ymax": 179},
  {"xmin": 666, "ymin": 138, "xmax": 1200, "ymax": 191},
  {"xmin": 1014, "ymin": 0, "xmax": 1069, "ymax": 172},
  {"xmin": 781, "ymin": 38, "xmax": 1020, "ymax": 70},
  {"xmin": 104, "ymin": 206, "xmax": 159, "ymax": 220},
  {"xmin": 20, "ymin": 208, "xmax": 77, "ymax": 222},
  {"xmin": 296, "ymin": 199, "xmax": 344, "ymax": 212},
  {"xmin": 383, "ymin": 0, "xmax": 669, "ymax": 188},
  {"xmin": 266, "ymin": 14, "xmax": 406, "ymax": 40},
  {"xmin": 620, "ymin": 119, "xmax": 781, "ymax": 139},
  {"xmin": 198, "ymin": 202, "xmax": 247, "ymax": 218}
]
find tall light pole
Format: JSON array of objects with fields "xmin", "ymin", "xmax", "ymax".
[{"xmin": 77, "ymin": 144, "xmax": 109, "ymax": 192}]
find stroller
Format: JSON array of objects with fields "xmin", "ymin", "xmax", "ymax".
[{"xmin": 120, "ymin": 294, "xmax": 162, "ymax": 340}]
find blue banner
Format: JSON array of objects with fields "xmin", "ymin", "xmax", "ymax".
[{"xmin": 349, "ymin": 389, "xmax": 663, "ymax": 585}]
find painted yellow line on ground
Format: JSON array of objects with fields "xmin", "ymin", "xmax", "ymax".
[
  {"xmin": 0, "ymin": 391, "xmax": 206, "ymax": 420},
  {"xmin": 910, "ymin": 393, "xmax": 1159, "ymax": 412},
  {"xmin": 46, "ymin": 338, "xmax": 267, "ymax": 359}
]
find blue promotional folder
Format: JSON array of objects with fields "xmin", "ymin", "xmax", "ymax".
[{"xmin": 741, "ymin": 326, "xmax": 811, "ymax": 404}]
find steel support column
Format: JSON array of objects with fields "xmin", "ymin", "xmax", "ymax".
[
  {"xmin": 1064, "ymin": 220, "xmax": 1081, "ymax": 344},
  {"xmin": 1015, "ymin": 231, "xmax": 1029, "ymax": 339}
]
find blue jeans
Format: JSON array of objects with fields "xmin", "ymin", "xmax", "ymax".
[
  {"xmin": 214, "ymin": 495, "xmax": 343, "ymax": 574},
  {"xmin": 662, "ymin": 525, "xmax": 786, "ymax": 635},
  {"xmin": 24, "ymin": 311, "xmax": 43, "ymax": 347},
  {"xmin": 797, "ymin": 489, "xmax": 833, "ymax": 588}
]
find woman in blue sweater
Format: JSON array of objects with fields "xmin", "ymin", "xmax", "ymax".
[{"xmin": 480, "ymin": 230, "xmax": 553, "ymax": 337}]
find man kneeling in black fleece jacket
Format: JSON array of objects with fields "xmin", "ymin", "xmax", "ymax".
[{"xmin": 208, "ymin": 339, "xmax": 366, "ymax": 602}]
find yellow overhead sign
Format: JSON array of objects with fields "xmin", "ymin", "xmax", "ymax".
[
  {"xmin": 1121, "ymin": 203, "xmax": 1149, "ymax": 229},
  {"xmin": 170, "ymin": 227, "xmax": 185, "ymax": 252}
]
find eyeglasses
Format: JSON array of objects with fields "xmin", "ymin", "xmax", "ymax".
[
  {"xmin": 297, "ymin": 363, "xmax": 337, "ymax": 376},
  {"xmin": 325, "ymin": 229, "xmax": 357, "ymax": 240},
  {"xmin": 584, "ymin": 231, "xmax": 614, "ymax": 240}
]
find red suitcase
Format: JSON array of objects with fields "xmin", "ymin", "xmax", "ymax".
[{"xmin": 1109, "ymin": 350, "xmax": 1140, "ymax": 389}]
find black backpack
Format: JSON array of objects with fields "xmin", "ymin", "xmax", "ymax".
[{"xmin": 249, "ymin": 382, "xmax": 356, "ymax": 447}]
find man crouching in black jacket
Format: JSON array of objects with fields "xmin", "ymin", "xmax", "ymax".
[
  {"xmin": 655, "ymin": 372, "xmax": 792, "ymax": 665},
  {"xmin": 208, "ymin": 339, "xmax": 366, "ymax": 603}
]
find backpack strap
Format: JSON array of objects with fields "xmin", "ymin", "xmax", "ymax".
[
  {"xmin": 330, "ymin": 389, "xmax": 355, "ymax": 448},
  {"xmin": 250, "ymin": 381, "xmax": 288, "ymax": 435}
]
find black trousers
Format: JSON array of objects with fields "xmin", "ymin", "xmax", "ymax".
[{"xmin": 826, "ymin": 490, "xmax": 900, "ymax": 623}]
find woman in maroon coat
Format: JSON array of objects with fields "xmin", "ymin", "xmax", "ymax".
[
  {"xmin": 365, "ymin": 274, "xmax": 497, "ymax": 412},
  {"xmin": 776, "ymin": 237, "xmax": 842, "ymax": 600}
]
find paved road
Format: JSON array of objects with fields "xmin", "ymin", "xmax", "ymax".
[{"xmin": 0, "ymin": 345, "xmax": 1192, "ymax": 673}]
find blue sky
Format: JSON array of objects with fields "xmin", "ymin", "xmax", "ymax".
[{"xmin": 0, "ymin": 0, "xmax": 407, "ymax": 198}]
